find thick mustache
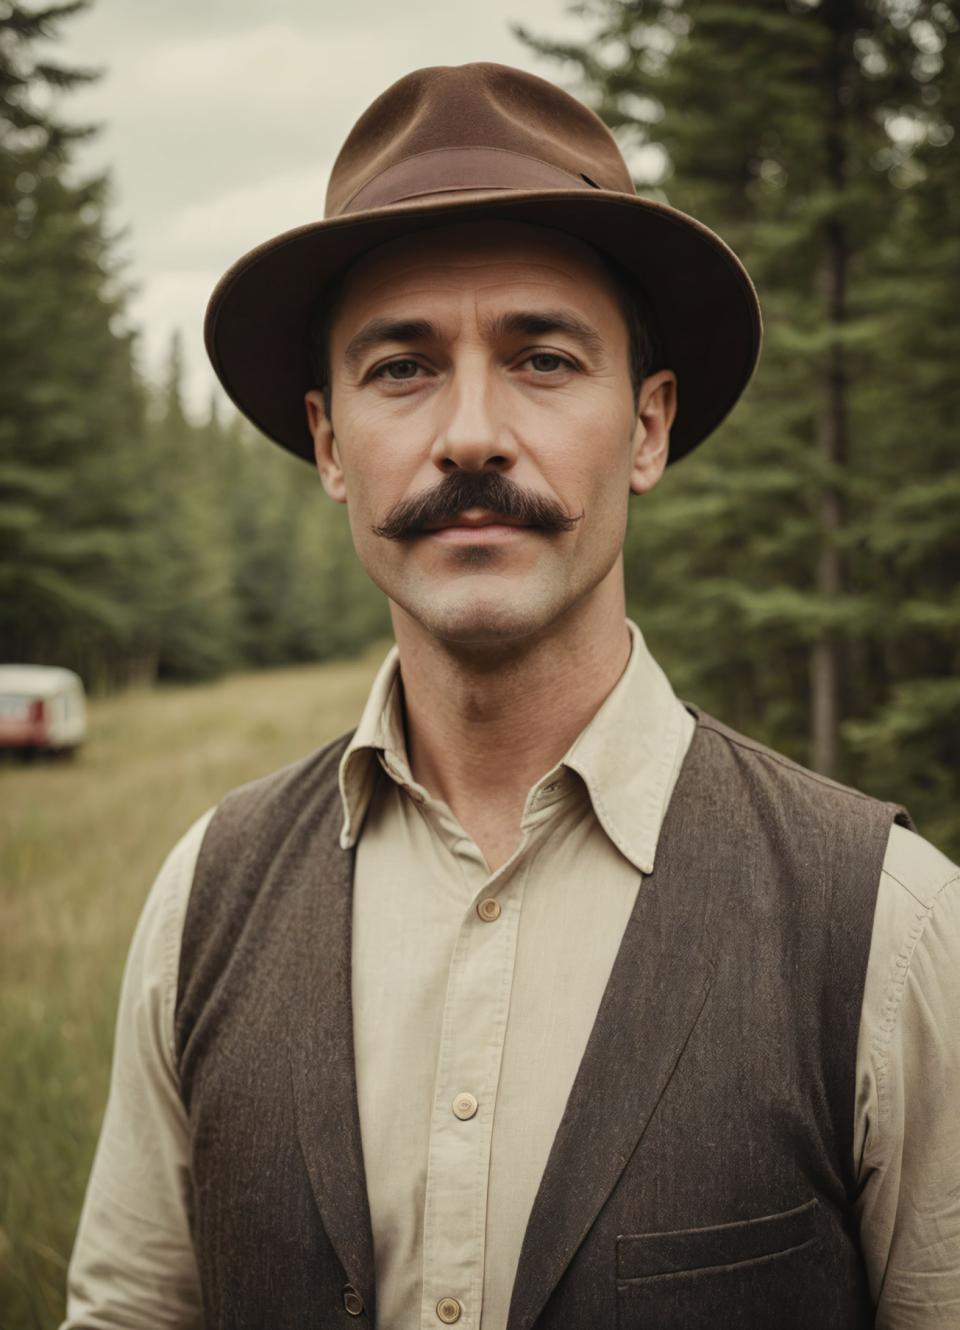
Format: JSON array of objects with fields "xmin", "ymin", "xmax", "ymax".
[{"xmin": 371, "ymin": 472, "xmax": 582, "ymax": 541}]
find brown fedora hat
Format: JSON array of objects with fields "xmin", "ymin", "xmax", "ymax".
[{"xmin": 205, "ymin": 62, "xmax": 761, "ymax": 465}]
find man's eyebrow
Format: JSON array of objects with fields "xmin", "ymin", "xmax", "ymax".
[
  {"xmin": 485, "ymin": 309, "xmax": 607, "ymax": 359},
  {"xmin": 342, "ymin": 318, "xmax": 439, "ymax": 374}
]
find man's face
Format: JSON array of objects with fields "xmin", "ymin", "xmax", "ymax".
[{"xmin": 305, "ymin": 221, "xmax": 675, "ymax": 648}]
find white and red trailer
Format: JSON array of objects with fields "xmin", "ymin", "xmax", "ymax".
[{"xmin": 0, "ymin": 665, "xmax": 87, "ymax": 753}]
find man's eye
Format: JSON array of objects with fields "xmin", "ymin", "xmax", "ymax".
[
  {"xmin": 376, "ymin": 359, "xmax": 421, "ymax": 381},
  {"xmin": 527, "ymin": 353, "xmax": 572, "ymax": 373}
]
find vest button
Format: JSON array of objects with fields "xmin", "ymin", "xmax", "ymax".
[
  {"xmin": 343, "ymin": 1285, "xmax": 364, "ymax": 1316},
  {"xmin": 477, "ymin": 897, "xmax": 501, "ymax": 922},
  {"xmin": 436, "ymin": 1296, "xmax": 462, "ymax": 1323}
]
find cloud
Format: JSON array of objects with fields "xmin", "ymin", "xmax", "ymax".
[
  {"xmin": 126, "ymin": 21, "xmax": 406, "ymax": 117},
  {"xmin": 144, "ymin": 164, "xmax": 332, "ymax": 271},
  {"xmin": 69, "ymin": 20, "xmax": 426, "ymax": 214}
]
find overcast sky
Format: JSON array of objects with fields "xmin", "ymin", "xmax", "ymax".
[{"xmin": 55, "ymin": 0, "xmax": 593, "ymax": 416}]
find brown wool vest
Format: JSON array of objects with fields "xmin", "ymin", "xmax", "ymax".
[{"xmin": 175, "ymin": 709, "xmax": 912, "ymax": 1330}]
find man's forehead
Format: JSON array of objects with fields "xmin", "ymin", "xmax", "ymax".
[{"xmin": 333, "ymin": 222, "xmax": 621, "ymax": 328}]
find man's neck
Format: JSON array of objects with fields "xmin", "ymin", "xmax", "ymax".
[{"xmin": 391, "ymin": 584, "xmax": 633, "ymax": 870}]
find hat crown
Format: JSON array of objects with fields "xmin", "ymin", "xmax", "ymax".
[{"xmin": 324, "ymin": 62, "xmax": 636, "ymax": 218}]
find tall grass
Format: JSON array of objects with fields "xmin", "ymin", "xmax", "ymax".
[{"xmin": 0, "ymin": 648, "xmax": 385, "ymax": 1328}]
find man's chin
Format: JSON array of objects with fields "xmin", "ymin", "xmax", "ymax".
[{"xmin": 392, "ymin": 590, "xmax": 561, "ymax": 651}]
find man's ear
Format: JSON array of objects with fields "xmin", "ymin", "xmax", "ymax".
[
  {"xmin": 305, "ymin": 389, "xmax": 347, "ymax": 504},
  {"xmin": 629, "ymin": 369, "xmax": 677, "ymax": 495}
]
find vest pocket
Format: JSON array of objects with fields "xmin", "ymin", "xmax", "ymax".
[{"xmin": 616, "ymin": 1199, "xmax": 821, "ymax": 1329}]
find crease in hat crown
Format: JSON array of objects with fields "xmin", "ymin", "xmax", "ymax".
[
  {"xmin": 324, "ymin": 63, "xmax": 636, "ymax": 219},
  {"xmin": 204, "ymin": 60, "xmax": 763, "ymax": 467}
]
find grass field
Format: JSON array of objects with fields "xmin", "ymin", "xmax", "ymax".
[{"xmin": 0, "ymin": 647, "xmax": 386, "ymax": 1329}]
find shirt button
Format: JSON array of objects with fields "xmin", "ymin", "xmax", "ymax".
[
  {"xmin": 343, "ymin": 1284, "xmax": 364, "ymax": 1316},
  {"xmin": 452, "ymin": 1092, "xmax": 478, "ymax": 1120},
  {"xmin": 436, "ymin": 1297, "xmax": 462, "ymax": 1323},
  {"xmin": 476, "ymin": 897, "xmax": 501, "ymax": 922}
]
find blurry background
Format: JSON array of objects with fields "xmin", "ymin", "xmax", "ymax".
[{"xmin": 1, "ymin": 1, "xmax": 958, "ymax": 1324}]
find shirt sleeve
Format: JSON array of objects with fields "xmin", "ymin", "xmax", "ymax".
[
  {"xmin": 61, "ymin": 809, "xmax": 214, "ymax": 1330},
  {"xmin": 855, "ymin": 821, "xmax": 960, "ymax": 1329}
]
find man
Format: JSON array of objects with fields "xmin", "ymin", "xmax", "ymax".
[{"xmin": 64, "ymin": 63, "xmax": 959, "ymax": 1329}]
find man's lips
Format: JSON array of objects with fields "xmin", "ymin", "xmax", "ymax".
[{"xmin": 420, "ymin": 508, "xmax": 535, "ymax": 542}]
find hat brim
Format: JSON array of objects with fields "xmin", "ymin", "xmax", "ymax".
[{"xmin": 204, "ymin": 187, "xmax": 762, "ymax": 465}]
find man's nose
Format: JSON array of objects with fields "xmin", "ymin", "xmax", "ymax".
[{"xmin": 429, "ymin": 366, "xmax": 518, "ymax": 473}]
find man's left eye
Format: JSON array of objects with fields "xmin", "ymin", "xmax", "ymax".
[{"xmin": 527, "ymin": 353, "xmax": 570, "ymax": 373}]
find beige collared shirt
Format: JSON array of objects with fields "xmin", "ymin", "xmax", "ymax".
[{"xmin": 64, "ymin": 622, "xmax": 960, "ymax": 1329}]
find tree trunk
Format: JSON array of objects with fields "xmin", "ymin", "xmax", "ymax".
[{"xmin": 811, "ymin": 45, "xmax": 850, "ymax": 778}]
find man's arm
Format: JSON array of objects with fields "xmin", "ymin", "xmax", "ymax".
[
  {"xmin": 61, "ymin": 811, "xmax": 214, "ymax": 1330},
  {"xmin": 856, "ymin": 822, "xmax": 960, "ymax": 1329}
]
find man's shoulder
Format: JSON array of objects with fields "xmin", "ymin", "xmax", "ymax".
[
  {"xmin": 691, "ymin": 706, "xmax": 911, "ymax": 824},
  {"xmin": 213, "ymin": 727, "xmax": 356, "ymax": 828},
  {"xmin": 188, "ymin": 728, "xmax": 357, "ymax": 887},
  {"xmin": 881, "ymin": 821, "xmax": 959, "ymax": 911},
  {"xmin": 176, "ymin": 730, "xmax": 358, "ymax": 1008}
]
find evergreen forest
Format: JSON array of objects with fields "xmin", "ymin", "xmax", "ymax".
[
  {"xmin": 1, "ymin": 0, "xmax": 958, "ymax": 853},
  {"xmin": 0, "ymin": 1, "xmax": 390, "ymax": 693}
]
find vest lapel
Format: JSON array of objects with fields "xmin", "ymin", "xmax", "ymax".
[
  {"xmin": 506, "ymin": 723, "xmax": 716, "ymax": 1330},
  {"xmin": 284, "ymin": 837, "xmax": 377, "ymax": 1318}
]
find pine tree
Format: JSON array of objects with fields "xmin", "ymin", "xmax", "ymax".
[
  {"xmin": 0, "ymin": 1, "xmax": 153, "ymax": 686},
  {"xmin": 142, "ymin": 335, "xmax": 238, "ymax": 679},
  {"xmin": 222, "ymin": 415, "xmax": 390, "ymax": 668},
  {"xmin": 221, "ymin": 414, "xmax": 301, "ymax": 667}
]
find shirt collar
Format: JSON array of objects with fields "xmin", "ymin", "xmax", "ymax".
[
  {"xmin": 560, "ymin": 619, "xmax": 693, "ymax": 874},
  {"xmin": 338, "ymin": 620, "xmax": 693, "ymax": 872},
  {"xmin": 338, "ymin": 643, "xmax": 406, "ymax": 849}
]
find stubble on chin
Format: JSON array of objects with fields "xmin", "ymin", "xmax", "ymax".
[{"xmin": 394, "ymin": 575, "xmax": 567, "ymax": 651}]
